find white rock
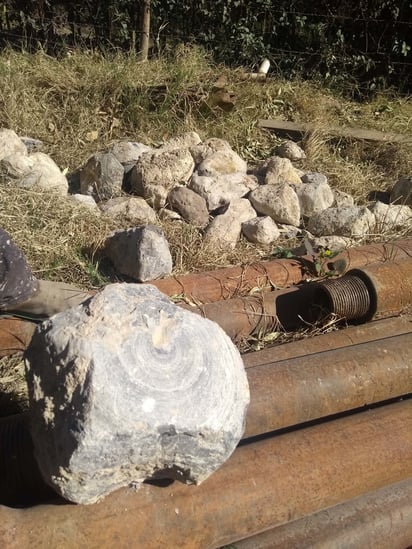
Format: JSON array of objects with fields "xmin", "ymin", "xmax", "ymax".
[
  {"xmin": 70, "ymin": 194, "xmax": 100, "ymax": 210},
  {"xmin": 333, "ymin": 189, "xmax": 354, "ymax": 208},
  {"xmin": 204, "ymin": 199, "xmax": 256, "ymax": 249},
  {"xmin": 159, "ymin": 131, "xmax": 202, "ymax": 152},
  {"xmin": 293, "ymin": 177, "xmax": 334, "ymax": 217},
  {"xmin": 242, "ymin": 216, "xmax": 280, "ymax": 245},
  {"xmin": 369, "ymin": 201, "xmax": 412, "ymax": 233},
  {"xmin": 275, "ymin": 140, "xmax": 306, "ymax": 161},
  {"xmin": 265, "ymin": 156, "xmax": 302, "ymax": 185},
  {"xmin": 189, "ymin": 172, "xmax": 259, "ymax": 211},
  {"xmin": 197, "ymin": 149, "xmax": 247, "ymax": 177},
  {"xmin": 249, "ymin": 183, "xmax": 301, "ymax": 227},
  {"xmin": 189, "ymin": 138, "xmax": 233, "ymax": 165}
]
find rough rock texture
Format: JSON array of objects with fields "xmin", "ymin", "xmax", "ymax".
[
  {"xmin": 99, "ymin": 196, "xmax": 157, "ymax": 225},
  {"xmin": 25, "ymin": 283, "xmax": 250, "ymax": 504},
  {"xmin": 390, "ymin": 177, "xmax": 412, "ymax": 207},
  {"xmin": 189, "ymin": 138, "xmax": 233, "ymax": 165},
  {"xmin": 301, "ymin": 172, "xmax": 328, "ymax": 186},
  {"xmin": 333, "ymin": 189, "xmax": 355, "ymax": 208},
  {"xmin": 293, "ymin": 177, "xmax": 334, "ymax": 217},
  {"xmin": 369, "ymin": 201, "xmax": 412, "ymax": 232},
  {"xmin": 130, "ymin": 149, "xmax": 195, "ymax": 208},
  {"xmin": 307, "ymin": 206, "xmax": 376, "ymax": 238},
  {"xmin": 310, "ymin": 235, "xmax": 352, "ymax": 252},
  {"xmin": 275, "ymin": 140, "xmax": 306, "ymax": 161},
  {"xmin": 189, "ymin": 172, "xmax": 259, "ymax": 211},
  {"xmin": 80, "ymin": 152, "xmax": 124, "ymax": 200},
  {"xmin": 109, "ymin": 142, "xmax": 151, "ymax": 173},
  {"xmin": 204, "ymin": 199, "xmax": 257, "ymax": 249},
  {"xmin": 249, "ymin": 183, "xmax": 301, "ymax": 226},
  {"xmin": 159, "ymin": 132, "xmax": 202, "ymax": 152},
  {"xmin": 167, "ymin": 186, "xmax": 209, "ymax": 228},
  {"xmin": 197, "ymin": 150, "xmax": 247, "ymax": 177},
  {"xmin": 265, "ymin": 156, "xmax": 303, "ymax": 185},
  {"xmin": 105, "ymin": 225, "xmax": 173, "ymax": 282},
  {"xmin": 0, "ymin": 152, "xmax": 68, "ymax": 195},
  {"xmin": 0, "ymin": 128, "xmax": 27, "ymax": 160},
  {"xmin": 242, "ymin": 216, "xmax": 280, "ymax": 245}
]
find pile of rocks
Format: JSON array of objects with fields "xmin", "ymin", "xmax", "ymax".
[{"xmin": 1, "ymin": 128, "xmax": 411, "ymax": 282}]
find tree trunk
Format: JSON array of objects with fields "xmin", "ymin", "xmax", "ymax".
[{"xmin": 139, "ymin": 0, "xmax": 151, "ymax": 61}]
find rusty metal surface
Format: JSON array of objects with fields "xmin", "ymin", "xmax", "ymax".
[
  {"xmin": 150, "ymin": 239, "xmax": 412, "ymax": 303},
  {"xmin": 0, "ymin": 318, "xmax": 36, "ymax": 357},
  {"xmin": 243, "ymin": 314, "xmax": 412, "ymax": 368},
  {"xmin": 315, "ymin": 258, "xmax": 412, "ymax": 323},
  {"xmin": 244, "ymin": 331, "xmax": 412, "ymax": 437},
  {"xmin": 1, "ymin": 400, "xmax": 411, "ymax": 548},
  {"xmin": 233, "ymin": 477, "xmax": 412, "ymax": 549}
]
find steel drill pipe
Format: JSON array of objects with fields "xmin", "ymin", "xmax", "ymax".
[
  {"xmin": 243, "ymin": 314, "xmax": 412, "ymax": 368},
  {"xmin": 244, "ymin": 331, "xmax": 412, "ymax": 438},
  {"xmin": 1, "ymin": 400, "xmax": 411, "ymax": 548},
  {"xmin": 233, "ymin": 477, "xmax": 412, "ymax": 549},
  {"xmin": 150, "ymin": 238, "xmax": 412, "ymax": 303},
  {"xmin": 314, "ymin": 257, "xmax": 412, "ymax": 323}
]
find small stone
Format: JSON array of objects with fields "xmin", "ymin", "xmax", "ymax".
[
  {"xmin": 265, "ymin": 156, "xmax": 302, "ymax": 186},
  {"xmin": 80, "ymin": 152, "xmax": 124, "ymax": 201},
  {"xmin": 189, "ymin": 172, "xmax": 258, "ymax": 211},
  {"xmin": 242, "ymin": 216, "xmax": 280, "ymax": 245},
  {"xmin": 168, "ymin": 186, "xmax": 209, "ymax": 228},
  {"xmin": 249, "ymin": 183, "xmax": 301, "ymax": 227},
  {"xmin": 197, "ymin": 149, "xmax": 247, "ymax": 177},
  {"xmin": 275, "ymin": 140, "xmax": 306, "ymax": 161},
  {"xmin": 99, "ymin": 196, "xmax": 157, "ymax": 225},
  {"xmin": 105, "ymin": 225, "xmax": 173, "ymax": 282}
]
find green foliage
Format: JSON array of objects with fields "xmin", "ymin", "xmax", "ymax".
[{"xmin": 0, "ymin": 0, "xmax": 411, "ymax": 94}]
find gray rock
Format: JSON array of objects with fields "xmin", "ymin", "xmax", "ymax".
[
  {"xmin": 369, "ymin": 201, "xmax": 412, "ymax": 233},
  {"xmin": 80, "ymin": 152, "xmax": 124, "ymax": 201},
  {"xmin": 25, "ymin": 283, "xmax": 249, "ymax": 504},
  {"xmin": 109, "ymin": 141, "xmax": 151, "ymax": 173},
  {"xmin": 275, "ymin": 140, "xmax": 306, "ymax": 161},
  {"xmin": 301, "ymin": 172, "xmax": 328, "ymax": 186},
  {"xmin": 105, "ymin": 225, "xmax": 173, "ymax": 282},
  {"xmin": 307, "ymin": 206, "xmax": 375, "ymax": 238},
  {"xmin": 204, "ymin": 199, "xmax": 257, "ymax": 249},
  {"xmin": 0, "ymin": 128, "xmax": 27, "ymax": 160},
  {"xmin": 197, "ymin": 149, "xmax": 247, "ymax": 177},
  {"xmin": 130, "ymin": 149, "xmax": 195, "ymax": 209},
  {"xmin": 0, "ymin": 152, "xmax": 68, "ymax": 195},
  {"xmin": 309, "ymin": 235, "xmax": 352, "ymax": 253},
  {"xmin": 168, "ymin": 186, "xmax": 209, "ymax": 228},
  {"xmin": 249, "ymin": 183, "xmax": 301, "ymax": 227},
  {"xmin": 265, "ymin": 156, "xmax": 302, "ymax": 185},
  {"xmin": 99, "ymin": 196, "xmax": 157, "ymax": 225},
  {"xmin": 189, "ymin": 172, "xmax": 259, "ymax": 211},
  {"xmin": 390, "ymin": 177, "xmax": 412, "ymax": 207},
  {"xmin": 242, "ymin": 216, "xmax": 280, "ymax": 245},
  {"xmin": 293, "ymin": 177, "xmax": 334, "ymax": 217}
]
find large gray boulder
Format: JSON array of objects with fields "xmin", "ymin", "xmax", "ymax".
[
  {"xmin": 25, "ymin": 283, "xmax": 249, "ymax": 504},
  {"xmin": 105, "ymin": 225, "xmax": 173, "ymax": 282},
  {"xmin": 109, "ymin": 141, "xmax": 151, "ymax": 173}
]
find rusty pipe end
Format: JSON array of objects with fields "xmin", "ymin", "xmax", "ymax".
[{"xmin": 313, "ymin": 271, "xmax": 377, "ymax": 323}]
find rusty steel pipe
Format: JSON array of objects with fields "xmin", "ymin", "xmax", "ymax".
[
  {"xmin": 244, "ymin": 331, "xmax": 412, "ymax": 438},
  {"xmin": 1, "ymin": 400, "xmax": 411, "ymax": 548},
  {"xmin": 314, "ymin": 257, "xmax": 412, "ymax": 323},
  {"xmin": 233, "ymin": 477, "xmax": 412, "ymax": 549},
  {"xmin": 0, "ymin": 318, "xmax": 36, "ymax": 358},
  {"xmin": 150, "ymin": 238, "xmax": 412, "ymax": 303},
  {"xmin": 243, "ymin": 314, "xmax": 412, "ymax": 368}
]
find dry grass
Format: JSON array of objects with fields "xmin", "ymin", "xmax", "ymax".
[{"xmin": 0, "ymin": 47, "xmax": 411, "ymax": 415}]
